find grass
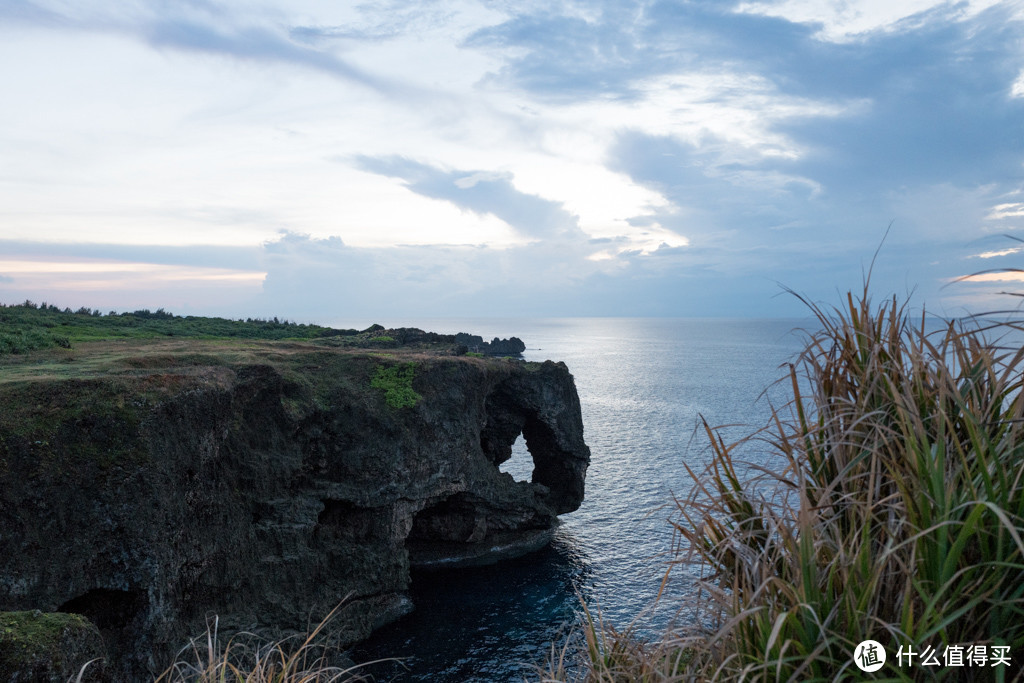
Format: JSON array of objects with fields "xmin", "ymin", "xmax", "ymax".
[
  {"xmin": 539, "ymin": 604, "xmax": 693, "ymax": 682},
  {"xmin": 544, "ymin": 285, "xmax": 1024, "ymax": 681},
  {"xmin": 0, "ymin": 301, "xmax": 365, "ymax": 356},
  {"xmin": 152, "ymin": 605, "xmax": 384, "ymax": 683}
]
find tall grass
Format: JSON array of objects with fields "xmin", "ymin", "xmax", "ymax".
[
  {"xmin": 153, "ymin": 606, "xmax": 378, "ymax": 683},
  {"xmin": 545, "ymin": 287, "xmax": 1024, "ymax": 681}
]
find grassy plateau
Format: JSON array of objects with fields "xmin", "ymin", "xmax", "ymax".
[{"xmin": 0, "ymin": 301, "xmax": 364, "ymax": 356}]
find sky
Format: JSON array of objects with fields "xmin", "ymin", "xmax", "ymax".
[{"xmin": 1, "ymin": 0, "xmax": 1023, "ymax": 321}]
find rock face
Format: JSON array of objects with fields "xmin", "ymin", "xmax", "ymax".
[
  {"xmin": 0, "ymin": 347, "xmax": 590, "ymax": 679},
  {"xmin": 454, "ymin": 333, "xmax": 527, "ymax": 356},
  {"xmin": 0, "ymin": 611, "xmax": 106, "ymax": 682}
]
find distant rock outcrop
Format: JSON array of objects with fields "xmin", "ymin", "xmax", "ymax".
[
  {"xmin": 0, "ymin": 345, "xmax": 589, "ymax": 679},
  {"xmin": 454, "ymin": 333, "xmax": 526, "ymax": 356}
]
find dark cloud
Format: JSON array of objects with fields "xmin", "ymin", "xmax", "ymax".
[{"xmin": 353, "ymin": 155, "xmax": 583, "ymax": 239}]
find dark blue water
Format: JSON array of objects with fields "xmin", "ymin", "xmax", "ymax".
[{"xmin": 339, "ymin": 318, "xmax": 809, "ymax": 682}]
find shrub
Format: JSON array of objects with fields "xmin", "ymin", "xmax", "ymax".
[
  {"xmin": 370, "ymin": 362, "xmax": 421, "ymax": 409},
  {"xmin": 0, "ymin": 329, "xmax": 59, "ymax": 355}
]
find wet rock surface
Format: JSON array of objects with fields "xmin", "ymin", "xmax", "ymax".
[{"xmin": 0, "ymin": 345, "xmax": 589, "ymax": 679}]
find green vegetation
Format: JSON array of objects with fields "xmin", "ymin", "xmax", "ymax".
[
  {"xmin": 0, "ymin": 300, "xmax": 361, "ymax": 355},
  {"xmin": 370, "ymin": 362, "xmax": 421, "ymax": 408},
  {"xmin": 0, "ymin": 611, "xmax": 102, "ymax": 680},
  {"xmin": 545, "ymin": 287, "xmax": 1024, "ymax": 681}
]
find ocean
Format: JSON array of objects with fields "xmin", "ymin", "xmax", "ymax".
[{"xmin": 339, "ymin": 317, "xmax": 812, "ymax": 681}]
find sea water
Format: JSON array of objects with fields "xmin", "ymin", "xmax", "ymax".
[{"xmin": 343, "ymin": 318, "xmax": 810, "ymax": 682}]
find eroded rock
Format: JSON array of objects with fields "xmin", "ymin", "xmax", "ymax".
[{"xmin": 0, "ymin": 347, "xmax": 589, "ymax": 678}]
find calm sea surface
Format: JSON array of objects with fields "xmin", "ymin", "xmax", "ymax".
[{"xmin": 336, "ymin": 318, "xmax": 811, "ymax": 682}]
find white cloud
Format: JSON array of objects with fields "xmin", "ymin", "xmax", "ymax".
[
  {"xmin": 454, "ymin": 171, "xmax": 510, "ymax": 189},
  {"xmin": 0, "ymin": 258, "xmax": 265, "ymax": 304},
  {"xmin": 988, "ymin": 202, "xmax": 1024, "ymax": 219},
  {"xmin": 955, "ymin": 270, "xmax": 1024, "ymax": 283},
  {"xmin": 972, "ymin": 246, "xmax": 1024, "ymax": 258}
]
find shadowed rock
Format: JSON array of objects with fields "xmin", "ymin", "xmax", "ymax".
[{"xmin": 0, "ymin": 346, "xmax": 589, "ymax": 679}]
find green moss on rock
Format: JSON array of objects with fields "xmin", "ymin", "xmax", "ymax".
[{"xmin": 0, "ymin": 611, "xmax": 106, "ymax": 682}]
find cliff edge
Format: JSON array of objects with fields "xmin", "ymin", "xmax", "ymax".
[{"xmin": 0, "ymin": 340, "xmax": 590, "ymax": 679}]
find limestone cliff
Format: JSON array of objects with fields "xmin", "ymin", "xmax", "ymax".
[{"xmin": 0, "ymin": 341, "xmax": 590, "ymax": 679}]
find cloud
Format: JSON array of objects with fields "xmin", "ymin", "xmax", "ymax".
[
  {"xmin": 353, "ymin": 156, "xmax": 584, "ymax": 240},
  {"xmin": 2, "ymin": 1, "xmax": 1022, "ymax": 319},
  {"xmin": 290, "ymin": 3, "xmax": 460, "ymax": 44},
  {"xmin": 771, "ymin": 10, "xmax": 1024, "ymax": 191},
  {"xmin": 0, "ymin": 1, "xmax": 396, "ymax": 93},
  {"xmin": 734, "ymin": 0, "xmax": 1007, "ymax": 43},
  {"xmin": 0, "ymin": 230, "xmax": 985, "ymax": 321},
  {"xmin": 0, "ymin": 240, "xmax": 267, "ymax": 314},
  {"xmin": 462, "ymin": 0, "xmax": 1023, "ymax": 195},
  {"xmin": 143, "ymin": 19, "xmax": 392, "ymax": 91},
  {"xmin": 257, "ymin": 232, "xmax": 748, "ymax": 318},
  {"xmin": 463, "ymin": 1, "xmax": 819, "ymax": 102},
  {"xmin": 0, "ymin": 240, "xmax": 263, "ymax": 271}
]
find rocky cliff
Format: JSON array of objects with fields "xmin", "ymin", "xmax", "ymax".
[{"xmin": 0, "ymin": 341, "xmax": 590, "ymax": 679}]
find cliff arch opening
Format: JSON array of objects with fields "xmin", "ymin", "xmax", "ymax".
[
  {"xmin": 498, "ymin": 433, "xmax": 534, "ymax": 483},
  {"xmin": 480, "ymin": 375, "xmax": 588, "ymax": 515}
]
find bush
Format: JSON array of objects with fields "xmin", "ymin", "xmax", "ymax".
[
  {"xmin": 0, "ymin": 329, "xmax": 59, "ymax": 355},
  {"xmin": 370, "ymin": 362, "xmax": 421, "ymax": 409}
]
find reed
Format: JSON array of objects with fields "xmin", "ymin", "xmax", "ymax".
[
  {"xmin": 545, "ymin": 285, "xmax": 1024, "ymax": 681},
  {"xmin": 153, "ymin": 605, "xmax": 377, "ymax": 683},
  {"xmin": 537, "ymin": 603, "xmax": 692, "ymax": 683}
]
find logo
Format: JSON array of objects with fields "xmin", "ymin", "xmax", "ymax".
[{"xmin": 855, "ymin": 640, "xmax": 887, "ymax": 672}]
